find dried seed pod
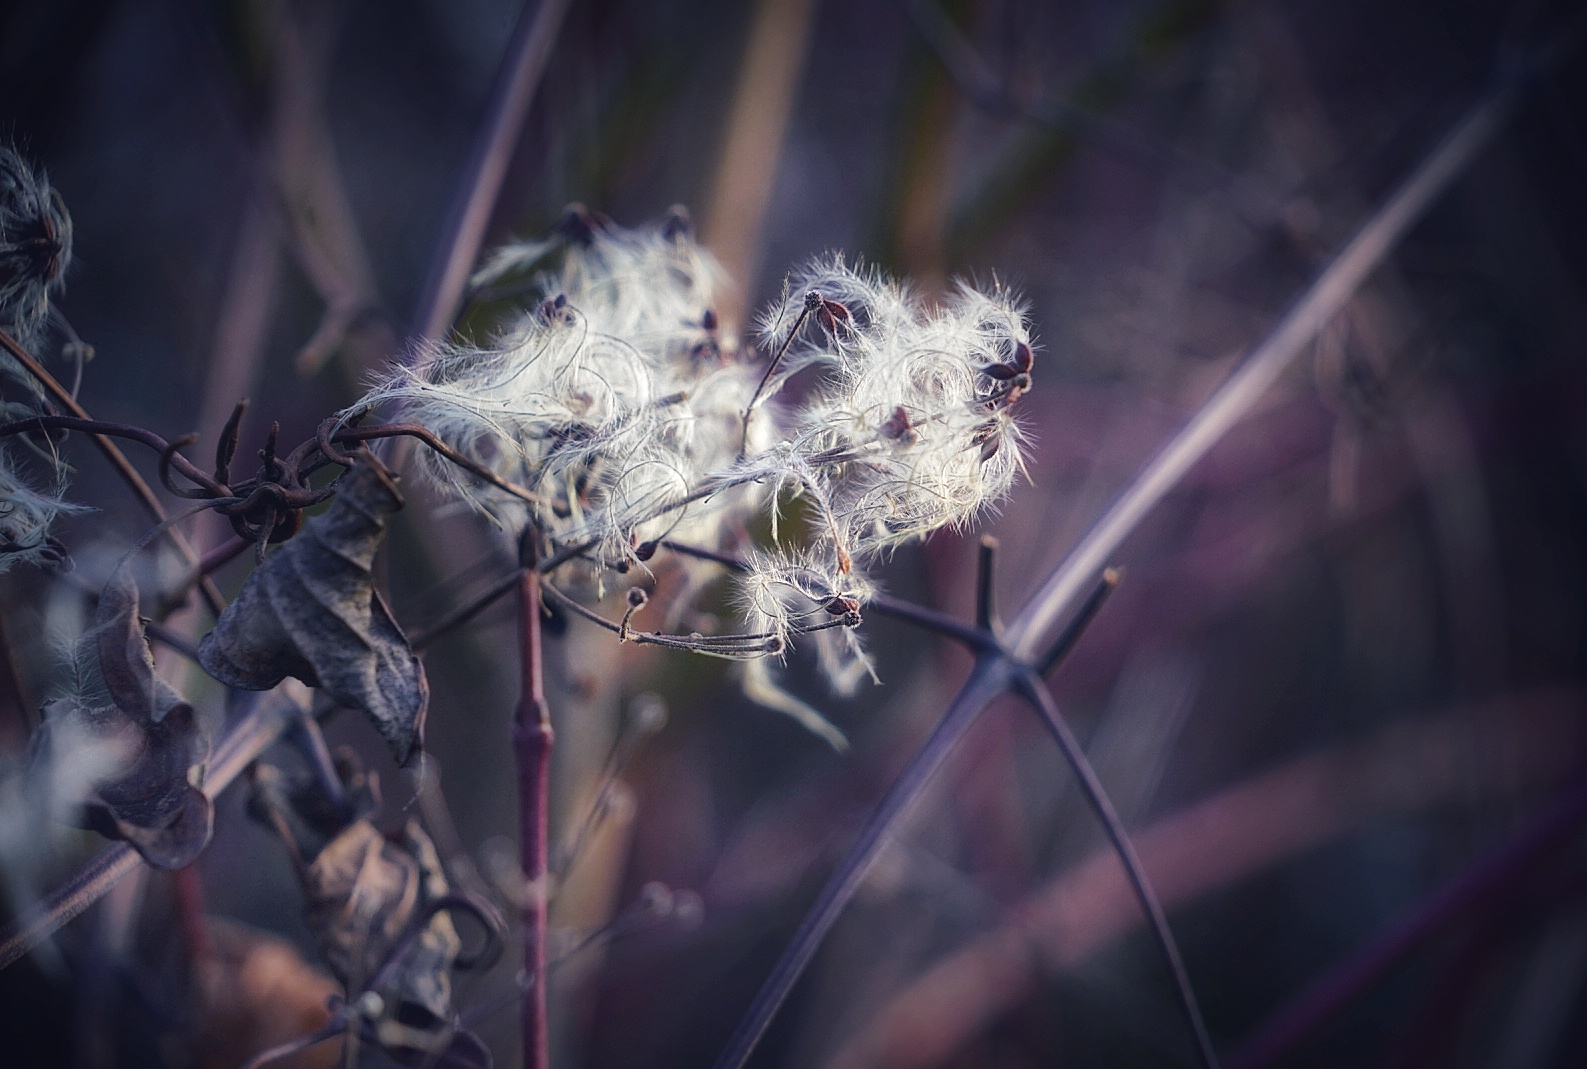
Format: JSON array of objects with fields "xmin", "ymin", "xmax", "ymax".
[
  {"xmin": 825, "ymin": 595, "xmax": 861, "ymax": 616},
  {"xmin": 815, "ymin": 297, "xmax": 851, "ymax": 334},
  {"xmin": 879, "ymin": 406, "xmax": 915, "ymax": 442}
]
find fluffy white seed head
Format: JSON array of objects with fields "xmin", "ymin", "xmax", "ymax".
[
  {"xmin": 357, "ymin": 220, "xmax": 1037, "ymax": 741},
  {"xmin": 752, "ymin": 257, "xmax": 1033, "ymax": 575},
  {"xmin": 357, "ymin": 209, "xmax": 770, "ymax": 569}
]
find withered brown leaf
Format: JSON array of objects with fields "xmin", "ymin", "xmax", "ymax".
[
  {"xmin": 198, "ymin": 459, "xmax": 429, "ymax": 765},
  {"xmin": 250, "ymin": 751, "xmax": 494, "ymax": 1066},
  {"xmin": 95, "ymin": 569, "xmax": 188, "ymax": 724},
  {"xmin": 29, "ymin": 569, "xmax": 212, "ymax": 869}
]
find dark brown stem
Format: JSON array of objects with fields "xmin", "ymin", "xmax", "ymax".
[
  {"xmin": 739, "ymin": 300, "xmax": 812, "ymax": 456},
  {"xmin": 0, "ymin": 414, "xmax": 226, "ymax": 496},
  {"xmin": 513, "ymin": 542, "xmax": 554, "ymax": 1069},
  {"xmin": 197, "ymin": 535, "xmax": 254, "ymax": 576},
  {"xmin": 0, "ymin": 330, "xmax": 226, "ymax": 616},
  {"xmin": 409, "ymin": 569, "xmax": 523, "ymax": 651},
  {"xmin": 974, "ymin": 535, "xmax": 998, "ymax": 631},
  {"xmin": 333, "ymin": 421, "xmax": 541, "ymax": 504}
]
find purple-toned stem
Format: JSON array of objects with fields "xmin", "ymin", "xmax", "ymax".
[
  {"xmin": 411, "ymin": 0, "xmax": 573, "ymax": 344},
  {"xmin": 710, "ymin": 659, "xmax": 1015, "ymax": 1069},
  {"xmin": 513, "ymin": 558, "xmax": 554, "ymax": 1069}
]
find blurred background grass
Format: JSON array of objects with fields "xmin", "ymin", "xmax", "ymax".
[{"xmin": 3, "ymin": 0, "xmax": 1586, "ymax": 1066}]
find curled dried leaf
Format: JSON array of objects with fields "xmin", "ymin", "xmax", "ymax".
[
  {"xmin": 96, "ymin": 569, "xmax": 188, "ymax": 724},
  {"xmin": 199, "ymin": 459, "xmax": 429, "ymax": 765},
  {"xmin": 28, "ymin": 571, "xmax": 211, "ymax": 868},
  {"xmin": 250, "ymin": 753, "xmax": 498, "ymax": 1066}
]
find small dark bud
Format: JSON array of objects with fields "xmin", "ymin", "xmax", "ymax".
[
  {"xmin": 661, "ymin": 205, "xmax": 693, "ymax": 240},
  {"xmin": 537, "ymin": 293, "xmax": 570, "ymax": 323},
  {"xmin": 1012, "ymin": 340, "xmax": 1034, "ymax": 372},
  {"xmin": 815, "ymin": 298, "xmax": 851, "ymax": 334},
  {"xmin": 702, "ymin": 308, "xmax": 718, "ymax": 332},
  {"xmin": 971, "ymin": 419, "xmax": 1004, "ymax": 462},
  {"xmin": 634, "ymin": 540, "xmax": 658, "ymax": 561},
  {"xmin": 983, "ymin": 362, "xmax": 1020, "ymax": 381},
  {"xmin": 825, "ymin": 595, "xmax": 860, "ymax": 616},
  {"xmin": 626, "ymin": 587, "xmax": 648, "ymax": 609},
  {"xmin": 879, "ymin": 406, "xmax": 913, "ymax": 440},
  {"xmin": 803, "ymin": 290, "xmax": 824, "ymax": 311},
  {"xmin": 557, "ymin": 203, "xmax": 612, "ymax": 246}
]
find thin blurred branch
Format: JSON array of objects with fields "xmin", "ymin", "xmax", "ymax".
[
  {"xmin": 900, "ymin": 0, "xmax": 1280, "ymax": 228},
  {"xmin": 824, "ymin": 691, "xmax": 1585, "ymax": 1069},
  {"xmin": 0, "ymin": 329, "xmax": 226, "ymax": 616},
  {"xmin": 1017, "ymin": 673, "xmax": 1218, "ymax": 1069},
  {"xmin": 1004, "ymin": 72, "xmax": 1520, "ymax": 663},
  {"xmin": 713, "ymin": 62, "xmax": 1544, "ymax": 1069},
  {"xmin": 702, "ymin": 0, "xmax": 819, "ymax": 330},
  {"xmin": 261, "ymin": 0, "xmax": 393, "ymax": 377},
  {"xmin": 1232, "ymin": 779, "xmax": 1587, "ymax": 1069},
  {"xmin": 412, "ymin": 0, "xmax": 574, "ymax": 345}
]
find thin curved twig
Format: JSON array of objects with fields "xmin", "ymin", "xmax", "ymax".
[
  {"xmin": 332, "ymin": 421, "xmax": 543, "ymax": 505},
  {"xmin": 710, "ymin": 658, "xmax": 1017, "ymax": 1069},
  {"xmin": 1017, "ymin": 672, "xmax": 1220, "ymax": 1069},
  {"xmin": 0, "ymin": 329, "xmax": 226, "ymax": 615},
  {"xmin": 410, "ymin": 0, "xmax": 574, "ymax": 344},
  {"xmin": 540, "ymin": 575, "xmax": 855, "ymax": 656},
  {"xmin": 659, "ymin": 539, "xmax": 998, "ymax": 652},
  {"xmin": 0, "ymin": 414, "xmax": 227, "ymax": 497}
]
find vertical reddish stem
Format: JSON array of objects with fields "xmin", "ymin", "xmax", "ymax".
[
  {"xmin": 172, "ymin": 866, "xmax": 210, "ymax": 964},
  {"xmin": 513, "ymin": 560, "xmax": 553, "ymax": 1069}
]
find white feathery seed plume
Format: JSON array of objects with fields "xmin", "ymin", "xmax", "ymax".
[{"xmin": 357, "ymin": 213, "xmax": 1035, "ymax": 743}]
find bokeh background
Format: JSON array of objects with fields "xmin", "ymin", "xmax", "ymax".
[{"xmin": 3, "ymin": 0, "xmax": 1587, "ymax": 1066}]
